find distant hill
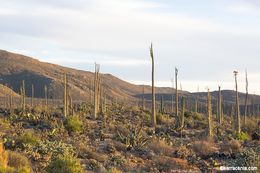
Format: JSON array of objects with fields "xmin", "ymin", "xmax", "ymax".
[
  {"xmin": 0, "ymin": 49, "xmax": 260, "ymax": 109},
  {"xmin": 0, "ymin": 50, "xmax": 178, "ymax": 102}
]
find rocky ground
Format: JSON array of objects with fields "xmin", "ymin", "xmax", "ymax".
[{"xmin": 0, "ymin": 103, "xmax": 259, "ymax": 173}]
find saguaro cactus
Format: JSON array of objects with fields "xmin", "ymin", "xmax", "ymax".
[
  {"xmin": 171, "ymin": 78, "xmax": 174, "ymax": 113},
  {"xmin": 94, "ymin": 63, "xmax": 101, "ymax": 119},
  {"xmin": 207, "ymin": 89, "xmax": 213, "ymax": 138},
  {"xmin": 175, "ymin": 68, "xmax": 178, "ymax": 117},
  {"xmin": 63, "ymin": 73, "xmax": 68, "ymax": 117},
  {"xmin": 150, "ymin": 43, "xmax": 156, "ymax": 130},
  {"xmin": 217, "ymin": 86, "xmax": 222, "ymax": 125},
  {"xmin": 180, "ymin": 96, "xmax": 185, "ymax": 128},
  {"xmin": 234, "ymin": 71, "xmax": 241, "ymax": 134},
  {"xmin": 244, "ymin": 69, "xmax": 248, "ymax": 125}
]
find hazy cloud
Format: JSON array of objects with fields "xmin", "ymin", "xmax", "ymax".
[{"xmin": 0, "ymin": 0, "xmax": 260, "ymax": 93}]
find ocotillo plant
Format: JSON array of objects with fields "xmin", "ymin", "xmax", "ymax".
[
  {"xmin": 175, "ymin": 68, "xmax": 178, "ymax": 117},
  {"xmin": 63, "ymin": 73, "xmax": 68, "ymax": 117},
  {"xmin": 244, "ymin": 69, "xmax": 248, "ymax": 125},
  {"xmin": 94, "ymin": 63, "xmax": 101, "ymax": 119},
  {"xmin": 217, "ymin": 86, "xmax": 222, "ymax": 125},
  {"xmin": 150, "ymin": 43, "xmax": 156, "ymax": 130},
  {"xmin": 207, "ymin": 89, "xmax": 213, "ymax": 138},
  {"xmin": 142, "ymin": 85, "xmax": 146, "ymax": 110},
  {"xmin": 180, "ymin": 96, "xmax": 185, "ymax": 128},
  {"xmin": 233, "ymin": 71, "xmax": 241, "ymax": 134},
  {"xmin": 31, "ymin": 84, "xmax": 34, "ymax": 108}
]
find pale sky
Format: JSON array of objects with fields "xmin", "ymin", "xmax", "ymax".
[{"xmin": 0, "ymin": 0, "xmax": 260, "ymax": 93}]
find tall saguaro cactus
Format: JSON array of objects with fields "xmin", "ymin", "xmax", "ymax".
[
  {"xmin": 180, "ymin": 96, "xmax": 185, "ymax": 128},
  {"xmin": 207, "ymin": 89, "xmax": 213, "ymax": 138},
  {"xmin": 244, "ymin": 69, "xmax": 248, "ymax": 125},
  {"xmin": 150, "ymin": 43, "xmax": 156, "ymax": 130},
  {"xmin": 175, "ymin": 68, "xmax": 178, "ymax": 117},
  {"xmin": 217, "ymin": 86, "xmax": 222, "ymax": 125},
  {"xmin": 94, "ymin": 63, "xmax": 101, "ymax": 119},
  {"xmin": 234, "ymin": 71, "xmax": 241, "ymax": 134},
  {"xmin": 63, "ymin": 73, "xmax": 68, "ymax": 117}
]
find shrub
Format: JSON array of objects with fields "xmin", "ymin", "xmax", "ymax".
[
  {"xmin": 7, "ymin": 151, "xmax": 31, "ymax": 171},
  {"xmin": 153, "ymin": 156, "xmax": 195, "ymax": 172},
  {"xmin": 108, "ymin": 167, "xmax": 122, "ymax": 173},
  {"xmin": 17, "ymin": 131, "xmax": 39, "ymax": 147},
  {"xmin": 147, "ymin": 139, "xmax": 173, "ymax": 156},
  {"xmin": 46, "ymin": 154, "xmax": 83, "ymax": 173},
  {"xmin": 235, "ymin": 132, "xmax": 249, "ymax": 141},
  {"xmin": 192, "ymin": 140, "xmax": 218, "ymax": 157},
  {"xmin": 65, "ymin": 116, "xmax": 83, "ymax": 133},
  {"xmin": 221, "ymin": 140, "xmax": 241, "ymax": 153},
  {"xmin": 0, "ymin": 142, "xmax": 8, "ymax": 168}
]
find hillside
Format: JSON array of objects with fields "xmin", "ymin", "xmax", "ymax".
[
  {"xmin": 1, "ymin": 49, "xmax": 260, "ymax": 108},
  {"xmin": 0, "ymin": 50, "xmax": 176, "ymax": 102}
]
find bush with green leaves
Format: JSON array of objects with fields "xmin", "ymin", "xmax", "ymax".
[
  {"xmin": 235, "ymin": 132, "xmax": 250, "ymax": 141},
  {"xmin": 64, "ymin": 116, "xmax": 83, "ymax": 133},
  {"xmin": 46, "ymin": 154, "xmax": 83, "ymax": 173},
  {"xmin": 16, "ymin": 131, "xmax": 39, "ymax": 148},
  {"xmin": 25, "ymin": 140, "xmax": 75, "ymax": 160}
]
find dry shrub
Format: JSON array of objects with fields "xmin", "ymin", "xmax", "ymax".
[
  {"xmin": 192, "ymin": 140, "xmax": 218, "ymax": 157},
  {"xmin": 0, "ymin": 142, "xmax": 8, "ymax": 168},
  {"xmin": 112, "ymin": 141, "xmax": 127, "ymax": 152},
  {"xmin": 244, "ymin": 118, "xmax": 259, "ymax": 134},
  {"xmin": 154, "ymin": 156, "xmax": 195, "ymax": 172},
  {"xmin": 77, "ymin": 144, "xmax": 107, "ymax": 162},
  {"xmin": 108, "ymin": 167, "xmax": 122, "ymax": 173},
  {"xmin": 147, "ymin": 139, "xmax": 173, "ymax": 156},
  {"xmin": 220, "ymin": 140, "xmax": 241, "ymax": 153},
  {"xmin": 7, "ymin": 151, "xmax": 31, "ymax": 170}
]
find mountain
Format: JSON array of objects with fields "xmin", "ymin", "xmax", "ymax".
[
  {"xmin": 0, "ymin": 84, "xmax": 19, "ymax": 98},
  {"xmin": 0, "ymin": 49, "xmax": 260, "ymax": 109},
  {"xmin": 0, "ymin": 50, "xmax": 177, "ymax": 103}
]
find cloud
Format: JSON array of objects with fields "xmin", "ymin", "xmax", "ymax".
[
  {"xmin": 39, "ymin": 58, "xmax": 149, "ymax": 67},
  {"xmin": 1, "ymin": 0, "xmax": 260, "ymax": 93},
  {"xmin": 226, "ymin": 2, "xmax": 260, "ymax": 15}
]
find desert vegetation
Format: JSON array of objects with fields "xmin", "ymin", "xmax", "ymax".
[{"xmin": 0, "ymin": 47, "xmax": 259, "ymax": 173}]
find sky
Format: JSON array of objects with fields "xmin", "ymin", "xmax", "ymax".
[{"xmin": 0, "ymin": 0, "xmax": 260, "ymax": 93}]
